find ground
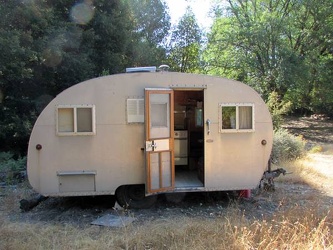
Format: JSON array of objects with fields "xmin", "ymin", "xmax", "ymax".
[
  {"xmin": 1, "ymin": 116, "xmax": 333, "ymax": 228},
  {"xmin": 283, "ymin": 116, "xmax": 333, "ymax": 145}
]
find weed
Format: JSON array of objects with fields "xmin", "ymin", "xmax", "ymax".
[
  {"xmin": 271, "ymin": 129, "xmax": 306, "ymax": 163},
  {"xmin": 309, "ymin": 145, "xmax": 324, "ymax": 153}
]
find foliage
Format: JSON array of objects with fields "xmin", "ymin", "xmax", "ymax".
[
  {"xmin": 0, "ymin": 152, "xmax": 27, "ymax": 184},
  {"xmin": 271, "ymin": 129, "xmax": 305, "ymax": 163},
  {"xmin": 0, "ymin": 0, "xmax": 170, "ymax": 155},
  {"xmin": 205, "ymin": 0, "xmax": 333, "ymax": 114},
  {"xmin": 125, "ymin": 0, "xmax": 171, "ymax": 66},
  {"xmin": 266, "ymin": 91, "xmax": 292, "ymax": 129},
  {"xmin": 167, "ymin": 7, "xmax": 203, "ymax": 72},
  {"xmin": 0, "ymin": 152, "xmax": 26, "ymax": 172}
]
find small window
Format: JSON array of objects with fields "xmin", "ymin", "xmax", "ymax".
[
  {"xmin": 219, "ymin": 103, "xmax": 254, "ymax": 132},
  {"xmin": 57, "ymin": 105, "xmax": 96, "ymax": 136}
]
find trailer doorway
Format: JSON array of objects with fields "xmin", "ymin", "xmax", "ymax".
[{"xmin": 174, "ymin": 90, "xmax": 204, "ymax": 188}]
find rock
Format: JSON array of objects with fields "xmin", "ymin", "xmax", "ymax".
[{"xmin": 20, "ymin": 194, "xmax": 47, "ymax": 212}]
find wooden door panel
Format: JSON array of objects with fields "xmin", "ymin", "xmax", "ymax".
[{"xmin": 145, "ymin": 89, "xmax": 174, "ymax": 194}]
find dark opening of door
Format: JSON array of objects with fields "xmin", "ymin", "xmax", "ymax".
[{"xmin": 174, "ymin": 90, "xmax": 204, "ymax": 188}]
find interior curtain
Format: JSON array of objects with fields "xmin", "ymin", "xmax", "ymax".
[{"xmin": 239, "ymin": 106, "xmax": 252, "ymax": 129}]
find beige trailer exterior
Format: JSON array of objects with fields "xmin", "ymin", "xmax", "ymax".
[{"xmin": 27, "ymin": 71, "xmax": 273, "ymax": 208}]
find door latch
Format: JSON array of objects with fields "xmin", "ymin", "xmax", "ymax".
[
  {"xmin": 146, "ymin": 140, "xmax": 157, "ymax": 151},
  {"xmin": 206, "ymin": 119, "xmax": 211, "ymax": 135}
]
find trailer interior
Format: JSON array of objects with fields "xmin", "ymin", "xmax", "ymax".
[{"xmin": 173, "ymin": 90, "xmax": 204, "ymax": 189}]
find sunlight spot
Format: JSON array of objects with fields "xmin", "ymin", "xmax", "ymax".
[
  {"xmin": 70, "ymin": 1, "xmax": 95, "ymax": 25},
  {"xmin": 42, "ymin": 26, "xmax": 83, "ymax": 68},
  {"xmin": 306, "ymin": 153, "xmax": 333, "ymax": 178}
]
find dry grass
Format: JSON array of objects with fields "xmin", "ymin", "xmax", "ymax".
[
  {"xmin": 0, "ymin": 207, "xmax": 332, "ymax": 250},
  {"xmin": 1, "ymin": 148, "xmax": 333, "ymax": 249},
  {"xmin": 277, "ymin": 145, "xmax": 333, "ymax": 196},
  {"xmin": 106, "ymin": 209, "xmax": 332, "ymax": 250},
  {"xmin": 1, "ymin": 185, "xmax": 333, "ymax": 249}
]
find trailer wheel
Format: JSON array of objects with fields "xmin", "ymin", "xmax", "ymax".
[{"xmin": 115, "ymin": 184, "xmax": 157, "ymax": 209}]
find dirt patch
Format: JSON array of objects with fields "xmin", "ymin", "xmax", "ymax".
[
  {"xmin": 282, "ymin": 116, "xmax": 333, "ymax": 145},
  {"xmin": 1, "ymin": 180, "xmax": 332, "ymax": 230}
]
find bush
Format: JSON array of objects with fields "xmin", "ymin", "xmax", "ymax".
[
  {"xmin": 0, "ymin": 152, "xmax": 27, "ymax": 184},
  {"xmin": 266, "ymin": 91, "xmax": 292, "ymax": 129},
  {"xmin": 0, "ymin": 152, "xmax": 26, "ymax": 172},
  {"xmin": 271, "ymin": 129, "xmax": 305, "ymax": 163}
]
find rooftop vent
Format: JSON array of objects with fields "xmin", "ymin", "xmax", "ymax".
[
  {"xmin": 158, "ymin": 64, "xmax": 170, "ymax": 72},
  {"xmin": 125, "ymin": 66, "xmax": 156, "ymax": 73}
]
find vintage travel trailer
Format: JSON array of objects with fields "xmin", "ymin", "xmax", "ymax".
[{"xmin": 27, "ymin": 68, "xmax": 273, "ymax": 208}]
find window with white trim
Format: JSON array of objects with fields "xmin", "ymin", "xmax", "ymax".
[
  {"xmin": 56, "ymin": 105, "xmax": 96, "ymax": 136},
  {"xmin": 219, "ymin": 103, "xmax": 254, "ymax": 132}
]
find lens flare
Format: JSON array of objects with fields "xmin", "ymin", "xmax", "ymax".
[
  {"xmin": 70, "ymin": 2, "xmax": 95, "ymax": 25},
  {"xmin": 42, "ymin": 48, "xmax": 62, "ymax": 68}
]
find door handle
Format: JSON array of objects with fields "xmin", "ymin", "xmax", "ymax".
[{"xmin": 206, "ymin": 119, "xmax": 211, "ymax": 135}]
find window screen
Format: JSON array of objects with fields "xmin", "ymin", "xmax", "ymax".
[
  {"xmin": 151, "ymin": 103, "xmax": 168, "ymax": 127},
  {"xmin": 77, "ymin": 108, "xmax": 93, "ymax": 132},
  {"xmin": 58, "ymin": 108, "xmax": 74, "ymax": 132},
  {"xmin": 57, "ymin": 105, "xmax": 95, "ymax": 135}
]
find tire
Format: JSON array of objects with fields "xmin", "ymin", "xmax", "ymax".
[{"xmin": 115, "ymin": 184, "xmax": 157, "ymax": 209}]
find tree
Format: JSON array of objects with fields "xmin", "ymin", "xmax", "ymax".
[
  {"xmin": 0, "ymin": 0, "xmax": 175, "ymax": 155},
  {"xmin": 86, "ymin": 0, "xmax": 135, "ymax": 74},
  {"xmin": 283, "ymin": 0, "xmax": 333, "ymax": 114},
  {"xmin": 0, "ymin": 0, "xmax": 139, "ymax": 155},
  {"xmin": 167, "ymin": 7, "xmax": 203, "ymax": 72},
  {"xmin": 205, "ymin": 0, "xmax": 333, "ymax": 114},
  {"xmin": 125, "ymin": 0, "xmax": 171, "ymax": 66},
  {"xmin": 0, "ymin": 0, "xmax": 52, "ymax": 154}
]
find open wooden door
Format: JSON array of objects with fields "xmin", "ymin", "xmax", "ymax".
[{"xmin": 145, "ymin": 89, "xmax": 174, "ymax": 194}]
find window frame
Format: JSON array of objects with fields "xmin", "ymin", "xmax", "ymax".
[
  {"xmin": 56, "ymin": 104, "xmax": 96, "ymax": 136},
  {"xmin": 219, "ymin": 103, "xmax": 255, "ymax": 133}
]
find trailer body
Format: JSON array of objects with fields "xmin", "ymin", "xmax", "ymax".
[{"xmin": 27, "ymin": 72, "xmax": 273, "ymax": 207}]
